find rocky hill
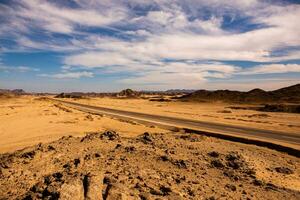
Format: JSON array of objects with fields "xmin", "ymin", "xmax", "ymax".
[
  {"xmin": 118, "ymin": 89, "xmax": 140, "ymax": 98},
  {"xmin": 180, "ymin": 84, "xmax": 300, "ymax": 103},
  {"xmin": 0, "ymin": 88, "xmax": 25, "ymax": 98}
]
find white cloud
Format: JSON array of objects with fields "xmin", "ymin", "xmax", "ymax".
[
  {"xmin": 64, "ymin": 52, "xmax": 138, "ymax": 68},
  {"xmin": 0, "ymin": 65, "xmax": 39, "ymax": 73},
  {"xmin": 39, "ymin": 71, "xmax": 94, "ymax": 79},
  {"xmin": 242, "ymin": 64, "xmax": 300, "ymax": 74},
  {"xmin": 0, "ymin": 0, "xmax": 127, "ymax": 36},
  {"xmin": 1, "ymin": 0, "xmax": 300, "ymax": 90}
]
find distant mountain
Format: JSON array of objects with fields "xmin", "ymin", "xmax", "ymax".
[
  {"xmin": 0, "ymin": 88, "xmax": 25, "ymax": 95},
  {"xmin": 180, "ymin": 84, "xmax": 300, "ymax": 103},
  {"xmin": 118, "ymin": 89, "xmax": 140, "ymax": 97},
  {"xmin": 165, "ymin": 89, "xmax": 196, "ymax": 94}
]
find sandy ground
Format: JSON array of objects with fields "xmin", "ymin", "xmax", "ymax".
[
  {"xmin": 67, "ymin": 97, "xmax": 300, "ymax": 135},
  {"xmin": 0, "ymin": 131, "xmax": 299, "ymax": 199},
  {"xmin": 1, "ymin": 96, "xmax": 300, "ymax": 199},
  {"xmin": 0, "ymin": 96, "xmax": 166, "ymax": 153}
]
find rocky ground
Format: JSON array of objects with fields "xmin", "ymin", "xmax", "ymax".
[{"xmin": 0, "ymin": 131, "xmax": 299, "ymax": 200}]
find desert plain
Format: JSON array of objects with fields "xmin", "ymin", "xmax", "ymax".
[{"xmin": 0, "ymin": 92, "xmax": 300, "ymax": 199}]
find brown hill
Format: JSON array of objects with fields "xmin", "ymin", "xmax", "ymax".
[
  {"xmin": 180, "ymin": 83, "xmax": 300, "ymax": 103},
  {"xmin": 118, "ymin": 89, "xmax": 140, "ymax": 98},
  {"xmin": 0, "ymin": 88, "xmax": 26, "ymax": 99}
]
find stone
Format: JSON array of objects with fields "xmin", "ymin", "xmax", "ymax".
[
  {"xmin": 60, "ymin": 178, "xmax": 84, "ymax": 200},
  {"xmin": 275, "ymin": 167, "xmax": 294, "ymax": 174}
]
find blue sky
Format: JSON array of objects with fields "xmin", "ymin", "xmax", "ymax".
[{"xmin": 0, "ymin": 0, "xmax": 300, "ymax": 92}]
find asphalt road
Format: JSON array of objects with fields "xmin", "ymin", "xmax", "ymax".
[{"xmin": 53, "ymin": 99, "xmax": 300, "ymax": 150}]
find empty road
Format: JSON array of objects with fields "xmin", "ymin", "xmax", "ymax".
[{"xmin": 52, "ymin": 98, "xmax": 300, "ymax": 151}]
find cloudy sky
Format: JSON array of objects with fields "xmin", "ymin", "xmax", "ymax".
[{"xmin": 0, "ymin": 0, "xmax": 300, "ymax": 92}]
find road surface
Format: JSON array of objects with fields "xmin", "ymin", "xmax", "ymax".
[{"xmin": 52, "ymin": 98, "xmax": 300, "ymax": 151}]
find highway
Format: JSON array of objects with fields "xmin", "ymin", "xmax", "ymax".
[{"xmin": 51, "ymin": 98, "xmax": 300, "ymax": 153}]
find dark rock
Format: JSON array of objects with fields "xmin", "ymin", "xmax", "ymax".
[
  {"xmin": 265, "ymin": 183, "xmax": 278, "ymax": 191},
  {"xmin": 225, "ymin": 152, "xmax": 244, "ymax": 169},
  {"xmin": 226, "ymin": 152, "xmax": 241, "ymax": 161},
  {"xmin": 252, "ymin": 179, "xmax": 264, "ymax": 186},
  {"xmin": 125, "ymin": 146, "xmax": 136, "ymax": 153},
  {"xmin": 85, "ymin": 114, "xmax": 94, "ymax": 121},
  {"xmin": 21, "ymin": 151, "xmax": 36, "ymax": 159},
  {"xmin": 47, "ymin": 145, "xmax": 56, "ymax": 151},
  {"xmin": 94, "ymin": 153, "xmax": 101, "ymax": 158},
  {"xmin": 150, "ymin": 188, "xmax": 163, "ymax": 195},
  {"xmin": 160, "ymin": 186, "xmax": 172, "ymax": 195},
  {"xmin": 208, "ymin": 151, "xmax": 220, "ymax": 158},
  {"xmin": 275, "ymin": 167, "xmax": 294, "ymax": 175},
  {"xmin": 141, "ymin": 132, "xmax": 153, "ymax": 143},
  {"xmin": 211, "ymin": 159, "xmax": 224, "ymax": 168},
  {"xmin": 100, "ymin": 130, "xmax": 119, "ymax": 141},
  {"xmin": 42, "ymin": 185, "xmax": 60, "ymax": 199},
  {"xmin": 173, "ymin": 159, "xmax": 188, "ymax": 169},
  {"xmin": 73, "ymin": 158, "xmax": 80, "ymax": 167},
  {"xmin": 223, "ymin": 170, "xmax": 240, "ymax": 181},
  {"xmin": 225, "ymin": 184, "xmax": 237, "ymax": 191},
  {"xmin": 227, "ymin": 160, "xmax": 243, "ymax": 169},
  {"xmin": 160, "ymin": 155, "xmax": 170, "ymax": 161}
]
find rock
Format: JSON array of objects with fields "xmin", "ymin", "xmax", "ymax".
[
  {"xmin": 47, "ymin": 145, "xmax": 56, "ymax": 151},
  {"xmin": 160, "ymin": 186, "xmax": 172, "ymax": 195},
  {"xmin": 21, "ymin": 151, "xmax": 36, "ymax": 159},
  {"xmin": 160, "ymin": 155, "xmax": 170, "ymax": 161},
  {"xmin": 100, "ymin": 131, "xmax": 119, "ymax": 141},
  {"xmin": 208, "ymin": 151, "xmax": 220, "ymax": 158},
  {"xmin": 150, "ymin": 188, "xmax": 163, "ymax": 196},
  {"xmin": 94, "ymin": 153, "xmax": 101, "ymax": 158},
  {"xmin": 227, "ymin": 160, "xmax": 243, "ymax": 170},
  {"xmin": 225, "ymin": 153, "xmax": 243, "ymax": 169},
  {"xmin": 223, "ymin": 170, "xmax": 240, "ymax": 181},
  {"xmin": 211, "ymin": 159, "xmax": 224, "ymax": 168},
  {"xmin": 141, "ymin": 132, "xmax": 153, "ymax": 143},
  {"xmin": 74, "ymin": 158, "xmax": 81, "ymax": 167},
  {"xmin": 84, "ymin": 173, "xmax": 103, "ymax": 200},
  {"xmin": 265, "ymin": 183, "xmax": 278, "ymax": 191},
  {"xmin": 125, "ymin": 146, "xmax": 136, "ymax": 153},
  {"xmin": 179, "ymin": 134, "xmax": 201, "ymax": 142},
  {"xmin": 60, "ymin": 179, "xmax": 84, "ymax": 200},
  {"xmin": 173, "ymin": 159, "xmax": 188, "ymax": 169},
  {"xmin": 252, "ymin": 179, "xmax": 264, "ymax": 186},
  {"xmin": 275, "ymin": 167, "xmax": 294, "ymax": 174},
  {"xmin": 85, "ymin": 115, "xmax": 94, "ymax": 121},
  {"xmin": 105, "ymin": 183, "xmax": 138, "ymax": 200},
  {"xmin": 225, "ymin": 152, "xmax": 241, "ymax": 161},
  {"xmin": 225, "ymin": 184, "xmax": 237, "ymax": 191}
]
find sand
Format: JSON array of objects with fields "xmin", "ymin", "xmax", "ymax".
[
  {"xmin": 0, "ymin": 96, "xmax": 166, "ymax": 153},
  {"xmin": 1, "ymin": 96, "xmax": 300, "ymax": 199}
]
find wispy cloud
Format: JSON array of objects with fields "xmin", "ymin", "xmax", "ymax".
[
  {"xmin": 38, "ymin": 71, "xmax": 94, "ymax": 79},
  {"xmin": 0, "ymin": 65, "xmax": 39, "ymax": 73},
  {"xmin": 240, "ymin": 64, "xmax": 300, "ymax": 74},
  {"xmin": 0, "ymin": 0, "xmax": 299, "ymax": 90}
]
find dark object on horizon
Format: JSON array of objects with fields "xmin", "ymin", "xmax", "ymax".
[
  {"xmin": 54, "ymin": 92, "xmax": 84, "ymax": 99},
  {"xmin": 0, "ymin": 88, "xmax": 26, "ymax": 97},
  {"xmin": 118, "ymin": 89, "xmax": 140, "ymax": 97}
]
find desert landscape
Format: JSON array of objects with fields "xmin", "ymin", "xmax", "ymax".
[
  {"xmin": 1, "ymin": 85, "xmax": 300, "ymax": 199},
  {"xmin": 1, "ymin": 1, "xmax": 300, "ymax": 199}
]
